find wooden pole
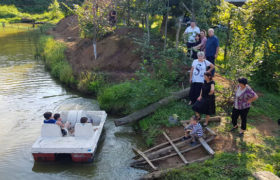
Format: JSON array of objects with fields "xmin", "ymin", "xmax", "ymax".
[
  {"xmin": 132, "ymin": 147, "xmax": 157, "ymax": 171},
  {"xmin": 163, "ymin": 132, "xmax": 188, "ymax": 164},
  {"xmin": 114, "ymin": 88, "xmax": 190, "ymax": 126}
]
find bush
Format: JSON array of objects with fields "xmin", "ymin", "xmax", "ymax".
[{"xmin": 98, "ymin": 82, "xmax": 133, "ymax": 114}]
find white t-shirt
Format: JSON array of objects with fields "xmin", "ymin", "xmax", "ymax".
[
  {"xmin": 191, "ymin": 59, "xmax": 212, "ymax": 83},
  {"xmin": 184, "ymin": 26, "xmax": 200, "ymax": 43}
]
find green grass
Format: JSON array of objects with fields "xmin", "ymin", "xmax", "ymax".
[
  {"xmin": 137, "ymin": 101, "xmax": 193, "ymax": 146},
  {"xmin": 249, "ymin": 87, "xmax": 280, "ymax": 122},
  {"xmin": 38, "ymin": 35, "xmax": 76, "ymax": 86},
  {"xmin": 164, "ymin": 135, "xmax": 280, "ymax": 180}
]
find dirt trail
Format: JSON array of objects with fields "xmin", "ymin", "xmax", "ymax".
[{"xmin": 48, "ymin": 15, "xmax": 143, "ymax": 82}]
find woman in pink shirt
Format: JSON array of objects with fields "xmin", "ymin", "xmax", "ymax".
[{"xmin": 193, "ymin": 30, "xmax": 207, "ymax": 51}]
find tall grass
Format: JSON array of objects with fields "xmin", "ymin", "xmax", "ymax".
[{"xmin": 39, "ymin": 36, "xmax": 76, "ymax": 86}]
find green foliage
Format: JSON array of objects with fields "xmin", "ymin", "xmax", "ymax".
[
  {"xmin": 0, "ymin": 1, "xmax": 64, "ymax": 23},
  {"xmin": 38, "ymin": 36, "xmax": 76, "ymax": 86},
  {"xmin": 77, "ymin": 71, "xmax": 105, "ymax": 95},
  {"xmin": 138, "ymin": 101, "xmax": 193, "ymax": 146},
  {"xmin": 98, "ymin": 77, "xmax": 169, "ymax": 115},
  {"xmin": 98, "ymin": 82, "xmax": 134, "ymax": 114}
]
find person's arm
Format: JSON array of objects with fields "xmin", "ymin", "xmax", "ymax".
[
  {"xmin": 215, "ymin": 38, "xmax": 219, "ymax": 59},
  {"xmin": 209, "ymin": 83, "xmax": 215, "ymax": 95},
  {"xmin": 207, "ymin": 61, "xmax": 215, "ymax": 73},
  {"xmin": 197, "ymin": 89, "xmax": 202, "ymax": 101},
  {"xmin": 189, "ymin": 66, "xmax": 194, "ymax": 83},
  {"xmin": 247, "ymin": 93, "xmax": 258, "ymax": 104},
  {"xmin": 56, "ymin": 121, "xmax": 64, "ymax": 128}
]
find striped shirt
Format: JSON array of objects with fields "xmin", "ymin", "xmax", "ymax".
[{"xmin": 185, "ymin": 123, "xmax": 203, "ymax": 137}]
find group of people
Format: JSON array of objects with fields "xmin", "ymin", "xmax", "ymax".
[
  {"xmin": 182, "ymin": 21, "xmax": 258, "ymax": 146},
  {"xmin": 43, "ymin": 112, "xmax": 91, "ymax": 136}
]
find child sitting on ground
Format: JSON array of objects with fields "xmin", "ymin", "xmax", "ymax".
[{"xmin": 182, "ymin": 116, "xmax": 203, "ymax": 146}]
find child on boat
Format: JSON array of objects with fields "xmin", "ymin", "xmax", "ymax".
[
  {"xmin": 54, "ymin": 113, "xmax": 71, "ymax": 136},
  {"xmin": 182, "ymin": 116, "xmax": 203, "ymax": 146},
  {"xmin": 43, "ymin": 112, "xmax": 56, "ymax": 124}
]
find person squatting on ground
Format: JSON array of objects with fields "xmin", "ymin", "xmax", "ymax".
[
  {"xmin": 230, "ymin": 78, "xmax": 258, "ymax": 137},
  {"xmin": 192, "ymin": 72, "xmax": 216, "ymax": 126},
  {"xmin": 189, "ymin": 51, "xmax": 215, "ymax": 105},
  {"xmin": 205, "ymin": 28, "xmax": 219, "ymax": 76},
  {"xmin": 182, "ymin": 116, "xmax": 203, "ymax": 146}
]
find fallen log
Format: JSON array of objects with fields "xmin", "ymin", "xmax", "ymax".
[
  {"xmin": 198, "ymin": 137, "xmax": 215, "ymax": 155},
  {"xmin": 114, "ymin": 88, "xmax": 190, "ymax": 126},
  {"xmin": 139, "ymin": 155, "xmax": 212, "ymax": 180},
  {"xmin": 131, "ymin": 136, "xmax": 214, "ymax": 166}
]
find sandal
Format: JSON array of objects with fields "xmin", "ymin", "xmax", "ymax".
[
  {"xmin": 230, "ymin": 126, "xmax": 238, "ymax": 132},
  {"xmin": 203, "ymin": 122, "xmax": 208, "ymax": 127}
]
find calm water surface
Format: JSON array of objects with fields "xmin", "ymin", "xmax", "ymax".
[{"xmin": 0, "ymin": 28, "xmax": 146, "ymax": 180}]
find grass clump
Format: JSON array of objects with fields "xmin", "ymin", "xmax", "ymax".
[{"xmin": 39, "ymin": 35, "xmax": 76, "ymax": 86}]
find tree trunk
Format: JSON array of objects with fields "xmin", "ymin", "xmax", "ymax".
[
  {"xmin": 93, "ymin": 41, "xmax": 97, "ymax": 60},
  {"xmin": 114, "ymin": 88, "xmax": 190, "ymax": 126},
  {"xmin": 175, "ymin": 16, "xmax": 183, "ymax": 49},
  {"xmin": 163, "ymin": 0, "xmax": 169, "ymax": 51},
  {"xmin": 146, "ymin": 0, "xmax": 150, "ymax": 45},
  {"xmin": 126, "ymin": 0, "xmax": 131, "ymax": 26},
  {"xmin": 224, "ymin": 19, "xmax": 231, "ymax": 63}
]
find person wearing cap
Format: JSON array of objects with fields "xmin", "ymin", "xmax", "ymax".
[
  {"xmin": 230, "ymin": 78, "xmax": 258, "ymax": 137},
  {"xmin": 183, "ymin": 20, "xmax": 200, "ymax": 55}
]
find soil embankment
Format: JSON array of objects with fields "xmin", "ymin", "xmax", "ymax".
[{"xmin": 48, "ymin": 15, "xmax": 143, "ymax": 82}]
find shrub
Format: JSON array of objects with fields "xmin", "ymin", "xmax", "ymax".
[{"xmin": 98, "ymin": 82, "xmax": 134, "ymax": 114}]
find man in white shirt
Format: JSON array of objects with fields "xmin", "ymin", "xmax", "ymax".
[{"xmin": 183, "ymin": 20, "xmax": 200, "ymax": 55}]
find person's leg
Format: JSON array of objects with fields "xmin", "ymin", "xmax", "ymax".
[
  {"xmin": 195, "ymin": 112, "xmax": 201, "ymax": 120},
  {"xmin": 189, "ymin": 83, "xmax": 195, "ymax": 104},
  {"xmin": 240, "ymin": 108, "xmax": 250, "ymax": 133},
  {"xmin": 231, "ymin": 108, "xmax": 240, "ymax": 130},
  {"xmin": 204, "ymin": 115, "xmax": 210, "ymax": 126}
]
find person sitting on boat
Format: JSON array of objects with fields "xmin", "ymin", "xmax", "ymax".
[
  {"xmin": 80, "ymin": 117, "xmax": 89, "ymax": 124},
  {"xmin": 54, "ymin": 113, "xmax": 71, "ymax": 136},
  {"xmin": 43, "ymin": 112, "xmax": 57, "ymax": 124},
  {"xmin": 182, "ymin": 116, "xmax": 203, "ymax": 146}
]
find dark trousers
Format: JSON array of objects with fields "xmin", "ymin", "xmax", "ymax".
[
  {"xmin": 206, "ymin": 56, "xmax": 215, "ymax": 76},
  {"xmin": 189, "ymin": 82, "xmax": 203, "ymax": 104},
  {"xmin": 187, "ymin": 42, "xmax": 196, "ymax": 56},
  {"xmin": 231, "ymin": 107, "xmax": 250, "ymax": 130}
]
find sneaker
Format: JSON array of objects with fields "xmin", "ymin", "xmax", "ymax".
[
  {"xmin": 190, "ymin": 141, "xmax": 198, "ymax": 146},
  {"xmin": 182, "ymin": 136, "xmax": 191, "ymax": 141},
  {"xmin": 239, "ymin": 132, "xmax": 244, "ymax": 137}
]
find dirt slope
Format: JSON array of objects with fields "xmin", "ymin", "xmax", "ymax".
[{"xmin": 48, "ymin": 15, "xmax": 143, "ymax": 82}]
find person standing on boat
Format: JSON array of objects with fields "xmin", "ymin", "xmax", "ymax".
[
  {"xmin": 192, "ymin": 72, "xmax": 216, "ymax": 126},
  {"xmin": 230, "ymin": 78, "xmax": 258, "ymax": 137},
  {"xmin": 189, "ymin": 51, "xmax": 215, "ymax": 105}
]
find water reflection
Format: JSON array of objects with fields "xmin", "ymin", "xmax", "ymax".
[{"xmin": 0, "ymin": 29, "xmax": 146, "ymax": 180}]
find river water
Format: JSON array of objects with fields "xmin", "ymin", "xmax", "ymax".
[{"xmin": 0, "ymin": 28, "xmax": 146, "ymax": 180}]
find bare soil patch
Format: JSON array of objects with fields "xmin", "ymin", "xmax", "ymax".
[{"xmin": 48, "ymin": 15, "xmax": 143, "ymax": 82}]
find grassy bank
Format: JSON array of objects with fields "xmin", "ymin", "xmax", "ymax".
[{"xmin": 38, "ymin": 36, "xmax": 76, "ymax": 86}]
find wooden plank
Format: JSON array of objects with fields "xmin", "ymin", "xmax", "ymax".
[
  {"xmin": 198, "ymin": 137, "xmax": 215, "ymax": 155},
  {"xmin": 132, "ymin": 147, "xmax": 157, "ymax": 170},
  {"xmin": 163, "ymin": 132, "xmax": 188, "ymax": 164},
  {"xmin": 140, "ymin": 155, "xmax": 212, "ymax": 180},
  {"xmin": 133, "ymin": 136, "xmax": 184, "ymax": 159},
  {"xmin": 205, "ymin": 127, "xmax": 216, "ymax": 136},
  {"xmin": 132, "ymin": 136, "xmax": 215, "ymax": 166}
]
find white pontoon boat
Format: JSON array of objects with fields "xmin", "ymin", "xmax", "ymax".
[{"xmin": 31, "ymin": 110, "xmax": 107, "ymax": 162}]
